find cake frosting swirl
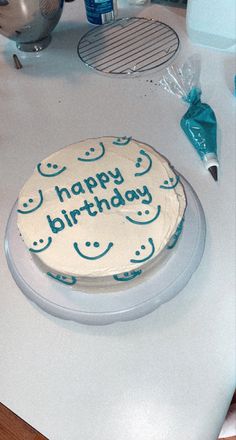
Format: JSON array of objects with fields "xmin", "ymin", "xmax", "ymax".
[{"xmin": 17, "ymin": 137, "xmax": 186, "ymax": 291}]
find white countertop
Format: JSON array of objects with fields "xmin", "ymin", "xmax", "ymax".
[{"xmin": 0, "ymin": 2, "xmax": 235, "ymax": 439}]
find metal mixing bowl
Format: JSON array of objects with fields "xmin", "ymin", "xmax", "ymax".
[{"xmin": 0, "ymin": 0, "xmax": 64, "ymax": 51}]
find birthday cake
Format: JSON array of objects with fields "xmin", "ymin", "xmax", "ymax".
[{"xmin": 17, "ymin": 136, "xmax": 186, "ymax": 291}]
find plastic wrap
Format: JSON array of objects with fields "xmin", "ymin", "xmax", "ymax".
[{"xmin": 160, "ymin": 56, "xmax": 219, "ymax": 181}]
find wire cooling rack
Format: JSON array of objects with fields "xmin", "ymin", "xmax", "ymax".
[{"xmin": 77, "ymin": 17, "xmax": 180, "ymax": 76}]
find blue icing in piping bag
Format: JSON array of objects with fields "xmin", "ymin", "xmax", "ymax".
[
  {"xmin": 181, "ymin": 86, "xmax": 219, "ymax": 180},
  {"xmin": 160, "ymin": 55, "xmax": 219, "ymax": 181}
]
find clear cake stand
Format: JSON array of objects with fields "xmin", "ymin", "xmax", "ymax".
[{"xmin": 5, "ymin": 178, "xmax": 206, "ymax": 326}]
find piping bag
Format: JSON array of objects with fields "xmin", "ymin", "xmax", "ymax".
[{"xmin": 160, "ymin": 56, "xmax": 219, "ymax": 181}]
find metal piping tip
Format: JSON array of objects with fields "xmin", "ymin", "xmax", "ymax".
[
  {"xmin": 13, "ymin": 54, "xmax": 23, "ymax": 70},
  {"xmin": 208, "ymin": 166, "xmax": 218, "ymax": 181}
]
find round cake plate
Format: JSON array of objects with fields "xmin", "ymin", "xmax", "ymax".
[{"xmin": 5, "ymin": 179, "xmax": 206, "ymax": 326}]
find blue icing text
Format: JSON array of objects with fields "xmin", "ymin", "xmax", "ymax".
[
  {"xmin": 47, "ymin": 185, "xmax": 152, "ymax": 234},
  {"xmin": 55, "ymin": 167, "xmax": 124, "ymax": 200}
]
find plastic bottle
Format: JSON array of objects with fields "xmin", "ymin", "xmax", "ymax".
[{"xmin": 84, "ymin": 0, "xmax": 117, "ymax": 25}]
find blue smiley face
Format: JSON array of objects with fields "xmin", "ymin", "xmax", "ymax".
[
  {"xmin": 112, "ymin": 136, "xmax": 132, "ymax": 146},
  {"xmin": 73, "ymin": 240, "xmax": 113, "ymax": 260},
  {"xmin": 126, "ymin": 205, "xmax": 161, "ymax": 225},
  {"xmin": 29, "ymin": 237, "xmax": 52, "ymax": 253},
  {"xmin": 37, "ymin": 162, "xmax": 66, "ymax": 177},
  {"xmin": 17, "ymin": 190, "xmax": 44, "ymax": 214},
  {"xmin": 113, "ymin": 269, "xmax": 142, "ymax": 282},
  {"xmin": 134, "ymin": 149, "xmax": 152, "ymax": 177},
  {"xmin": 47, "ymin": 272, "xmax": 77, "ymax": 286},
  {"xmin": 160, "ymin": 176, "xmax": 179, "ymax": 189},
  {"xmin": 130, "ymin": 238, "xmax": 155, "ymax": 263},
  {"xmin": 77, "ymin": 142, "xmax": 105, "ymax": 162},
  {"xmin": 166, "ymin": 218, "xmax": 184, "ymax": 249}
]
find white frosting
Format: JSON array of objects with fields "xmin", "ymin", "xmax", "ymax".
[{"xmin": 17, "ymin": 137, "xmax": 186, "ymax": 290}]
